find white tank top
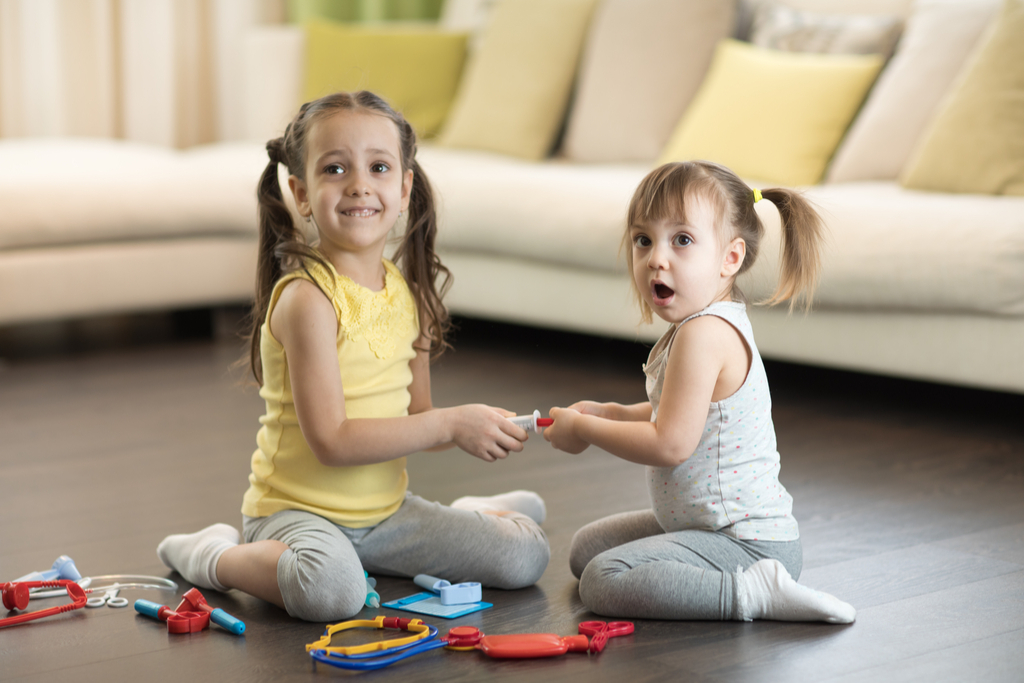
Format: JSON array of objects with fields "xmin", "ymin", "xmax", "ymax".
[{"xmin": 644, "ymin": 301, "xmax": 799, "ymax": 541}]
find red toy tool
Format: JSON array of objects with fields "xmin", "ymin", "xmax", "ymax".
[
  {"xmin": 134, "ymin": 599, "xmax": 210, "ymax": 633},
  {"xmin": 0, "ymin": 580, "xmax": 88, "ymax": 628},
  {"xmin": 175, "ymin": 588, "xmax": 246, "ymax": 634}
]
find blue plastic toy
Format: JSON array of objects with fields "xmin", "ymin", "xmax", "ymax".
[{"xmin": 413, "ymin": 574, "xmax": 482, "ymax": 605}]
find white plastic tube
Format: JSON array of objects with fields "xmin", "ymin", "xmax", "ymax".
[{"xmin": 507, "ymin": 410, "xmax": 551, "ymax": 433}]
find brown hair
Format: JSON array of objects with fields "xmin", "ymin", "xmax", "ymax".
[
  {"xmin": 624, "ymin": 161, "xmax": 824, "ymax": 323},
  {"xmin": 248, "ymin": 91, "xmax": 451, "ymax": 384}
]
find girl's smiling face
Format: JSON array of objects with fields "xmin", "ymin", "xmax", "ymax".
[
  {"xmin": 290, "ymin": 110, "xmax": 413, "ymax": 262},
  {"xmin": 630, "ymin": 194, "xmax": 745, "ymax": 324}
]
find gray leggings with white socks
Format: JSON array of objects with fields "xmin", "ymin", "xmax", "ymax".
[
  {"xmin": 571, "ymin": 509, "xmax": 802, "ymax": 620},
  {"xmin": 243, "ymin": 492, "xmax": 550, "ymax": 622}
]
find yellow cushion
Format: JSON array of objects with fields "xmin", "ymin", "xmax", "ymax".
[
  {"xmin": 658, "ymin": 39, "xmax": 884, "ymax": 186},
  {"xmin": 302, "ymin": 20, "xmax": 468, "ymax": 138},
  {"xmin": 901, "ymin": 0, "xmax": 1024, "ymax": 196},
  {"xmin": 438, "ymin": 0, "xmax": 599, "ymax": 160}
]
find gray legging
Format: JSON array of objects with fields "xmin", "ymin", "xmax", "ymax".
[
  {"xmin": 570, "ymin": 510, "xmax": 802, "ymax": 620},
  {"xmin": 243, "ymin": 492, "xmax": 550, "ymax": 622}
]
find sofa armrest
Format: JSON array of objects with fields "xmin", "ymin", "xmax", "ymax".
[{"xmin": 242, "ymin": 26, "xmax": 305, "ymax": 142}]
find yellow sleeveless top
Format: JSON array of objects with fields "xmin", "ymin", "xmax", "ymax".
[{"xmin": 241, "ymin": 258, "xmax": 418, "ymax": 528}]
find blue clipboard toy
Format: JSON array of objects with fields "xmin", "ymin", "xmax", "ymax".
[{"xmin": 381, "ymin": 592, "xmax": 492, "ymax": 619}]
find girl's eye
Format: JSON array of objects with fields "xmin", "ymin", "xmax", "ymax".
[
  {"xmin": 371, "ymin": 162, "xmax": 390, "ymax": 173},
  {"xmin": 673, "ymin": 234, "xmax": 692, "ymax": 247},
  {"xmin": 633, "ymin": 235, "xmax": 651, "ymax": 248},
  {"xmin": 324, "ymin": 164, "xmax": 344, "ymax": 175}
]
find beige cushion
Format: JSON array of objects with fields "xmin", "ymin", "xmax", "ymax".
[
  {"xmin": 749, "ymin": 1, "xmax": 903, "ymax": 55},
  {"xmin": 0, "ymin": 139, "xmax": 265, "ymax": 250},
  {"xmin": 827, "ymin": 0, "xmax": 1000, "ymax": 183},
  {"xmin": 658, "ymin": 40, "xmax": 883, "ymax": 186},
  {"xmin": 560, "ymin": 0, "xmax": 735, "ymax": 163},
  {"xmin": 738, "ymin": 181, "xmax": 1024, "ymax": 315},
  {"xmin": 901, "ymin": 0, "xmax": 1024, "ymax": 195},
  {"xmin": 419, "ymin": 145, "xmax": 649, "ymax": 272},
  {"xmin": 736, "ymin": 0, "xmax": 916, "ymax": 39},
  {"xmin": 438, "ymin": 0, "xmax": 598, "ymax": 160}
]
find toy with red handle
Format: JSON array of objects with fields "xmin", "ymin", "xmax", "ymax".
[
  {"xmin": 174, "ymin": 588, "xmax": 245, "ymax": 634},
  {"xmin": 0, "ymin": 580, "xmax": 88, "ymax": 628},
  {"xmin": 134, "ymin": 599, "xmax": 211, "ymax": 633}
]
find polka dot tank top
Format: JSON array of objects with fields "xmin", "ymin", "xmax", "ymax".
[{"xmin": 645, "ymin": 302, "xmax": 799, "ymax": 541}]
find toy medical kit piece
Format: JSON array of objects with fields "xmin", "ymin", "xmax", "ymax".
[
  {"xmin": 87, "ymin": 588, "xmax": 128, "ymax": 608},
  {"xmin": 507, "ymin": 410, "xmax": 554, "ymax": 433},
  {"xmin": 413, "ymin": 574, "xmax": 482, "ymax": 605},
  {"xmin": 29, "ymin": 575, "xmax": 178, "ymax": 608},
  {"xmin": 0, "ymin": 580, "xmax": 87, "ymax": 628},
  {"xmin": 135, "ymin": 599, "xmax": 211, "ymax": 634},
  {"xmin": 306, "ymin": 617, "xmax": 636, "ymax": 670},
  {"xmin": 174, "ymin": 588, "xmax": 246, "ymax": 634},
  {"xmin": 382, "ymin": 591, "xmax": 492, "ymax": 619},
  {"xmin": 578, "ymin": 621, "xmax": 634, "ymax": 654},
  {"xmin": 14, "ymin": 555, "xmax": 83, "ymax": 583},
  {"xmin": 364, "ymin": 571, "xmax": 380, "ymax": 609}
]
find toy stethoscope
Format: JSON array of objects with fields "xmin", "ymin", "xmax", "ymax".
[
  {"xmin": 2, "ymin": 574, "xmax": 178, "ymax": 628},
  {"xmin": 30, "ymin": 575, "xmax": 179, "ymax": 608},
  {"xmin": 306, "ymin": 616, "xmax": 634, "ymax": 671}
]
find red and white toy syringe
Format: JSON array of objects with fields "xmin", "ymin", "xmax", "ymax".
[{"xmin": 507, "ymin": 410, "xmax": 554, "ymax": 433}]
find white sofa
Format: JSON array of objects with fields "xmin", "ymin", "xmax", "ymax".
[{"xmin": 2, "ymin": 0, "xmax": 1022, "ymax": 395}]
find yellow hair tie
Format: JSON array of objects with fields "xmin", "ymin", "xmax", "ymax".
[{"xmin": 752, "ymin": 188, "xmax": 762, "ymax": 203}]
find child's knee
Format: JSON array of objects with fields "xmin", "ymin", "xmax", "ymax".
[
  {"xmin": 568, "ymin": 526, "xmax": 598, "ymax": 579},
  {"xmin": 488, "ymin": 526, "xmax": 550, "ymax": 589},
  {"xmin": 279, "ymin": 548, "xmax": 366, "ymax": 622},
  {"xmin": 577, "ymin": 555, "xmax": 624, "ymax": 617}
]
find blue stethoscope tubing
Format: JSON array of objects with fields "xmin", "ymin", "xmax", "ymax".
[{"xmin": 309, "ymin": 623, "xmax": 448, "ymax": 671}]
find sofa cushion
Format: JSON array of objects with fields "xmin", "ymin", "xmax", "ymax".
[
  {"xmin": 739, "ymin": 182, "xmax": 1024, "ymax": 315},
  {"xmin": 0, "ymin": 139, "xmax": 266, "ymax": 250},
  {"xmin": 560, "ymin": 0, "xmax": 734, "ymax": 163},
  {"xmin": 658, "ymin": 40, "xmax": 884, "ymax": 186},
  {"xmin": 900, "ymin": 0, "xmax": 1024, "ymax": 196},
  {"xmin": 417, "ymin": 146, "xmax": 649, "ymax": 272},
  {"xmin": 749, "ymin": 1, "xmax": 903, "ymax": 55},
  {"xmin": 438, "ymin": 0, "xmax": 598, "ymax": 160},
  {"xmin": 302, "ymin": 21, "xmax": 468, "ymax": 138},
  {"xmin": 827, "ymin": 0, "xmax": 1000, "ymax": 183}
]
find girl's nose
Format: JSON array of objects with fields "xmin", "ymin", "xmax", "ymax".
[
  {"xmin": 647, "ymin": 242, "xmax": 669, "ymax": 270},
  {"xmin": 345, "ymin": 170, "xmax": 371, "ymax": 196}
]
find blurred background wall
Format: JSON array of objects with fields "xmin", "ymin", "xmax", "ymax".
[{"xmin": 0, "ymin": 0, "xmax": 446, "ymax": 147}]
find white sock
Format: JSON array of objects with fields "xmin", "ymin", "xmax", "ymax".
[
  {"xmin": 736, "ymin": 559, "xmax": 856, "ymax": 624},
  {"xmin": 450, "ymin": 490, "xmax": 547, "ymax": 525},
  {"xmin": 157, "ymin": 523, "xmax": 239, "ymax": 592}
]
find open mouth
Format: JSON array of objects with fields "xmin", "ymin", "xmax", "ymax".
[
  {"xmin": 652, "ymin": 282, "xmax": 675, "ymax": 303},
  {"xmin": 342, "ymin": 208, "xmax": 379, "ymax": 217}
]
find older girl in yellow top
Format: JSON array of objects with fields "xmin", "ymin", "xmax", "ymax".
[{"xmin": 157, "ymin": 91, "xmax": 549, "ymax": 622}]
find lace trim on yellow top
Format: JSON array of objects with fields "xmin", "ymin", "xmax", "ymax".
[{"xmin": 302, "ymin": 257, "xmax": 416, "ymax": 360}]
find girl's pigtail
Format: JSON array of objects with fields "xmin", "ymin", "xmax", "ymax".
[
  {"xmin": 395, "ymin": 155, "xmax": 452, "ymax": 360},
  {"xmin": 760, "ymin": 188, "xmax": 824, "ymax": 311},
  {"xmin": 248, "ymin": 136, "xmax": 326, "ymax": 385}
]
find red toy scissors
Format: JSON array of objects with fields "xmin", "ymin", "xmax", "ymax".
[{"xmin": 578, "ymin": 621, "xmax": 634, "ymax": 654}]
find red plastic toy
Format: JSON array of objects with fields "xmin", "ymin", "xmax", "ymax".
[{"xmin": 0, "ymin": 580, "xmax": 88, "ymax": 628}]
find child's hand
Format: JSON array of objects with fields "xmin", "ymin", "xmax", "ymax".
[
  {"xmin": 543, "ymin": 407, "xmax": 590, "ymax": 454},
  {"xmin": 449, "ymin": 405, "xmax": 528, "ymax": 462},
  {"xmin": 567, "ymin": 400, "xmax": 608, "ymax": 418}
]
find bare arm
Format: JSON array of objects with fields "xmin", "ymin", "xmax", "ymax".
[
  {"xmin": 545, "ymin": 316, "xmax": 746, "ymax": 467},
  {"xmin": 273, "ymin": 280, "xmax": 526, "ymax": 466}
]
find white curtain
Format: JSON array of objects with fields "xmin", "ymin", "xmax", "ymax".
[{"xmin": 0, "ymin": 0, "xmax": 284, "ymax": 147}]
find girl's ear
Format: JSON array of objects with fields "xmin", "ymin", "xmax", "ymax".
[
  {"xmin": 401, "ymin": 167, "xmax": 414, "ymax": 213},
  {"xmin": 288, "ymin": 175, "xmax": 311, "ymax": 218},
  {"xmin": 721, "ymin": 237, "xmax": 746, "ymax": 278}
]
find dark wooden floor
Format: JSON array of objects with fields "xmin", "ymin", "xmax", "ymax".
[{"xmin": 1, "ymin": 310, "xmax": 1022, "ymax": 682}]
